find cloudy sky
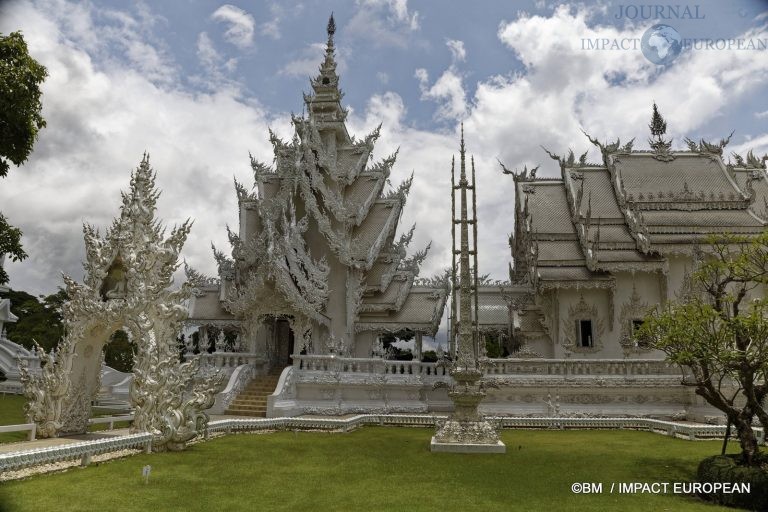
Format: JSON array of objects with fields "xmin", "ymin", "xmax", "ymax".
[{"xmin": 1, "ymin": 0, "xmax": 767, "ymax": 299}]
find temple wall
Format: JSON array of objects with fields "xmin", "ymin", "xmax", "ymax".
[
  {"xmin": 525, "ymin": 336, "xmax": 554, "ymax": 358},
  {"xmin": 666, "ymin": 255, "xmax": 693, "ymax": 300},
  {"xmin": 268, "ymin": 362, "xmax": 727, "ymax": 423}
]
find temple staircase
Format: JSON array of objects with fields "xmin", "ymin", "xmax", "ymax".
[{"xmin": 224, "ymin": 369, "xmax": 283, "ymax": 417}]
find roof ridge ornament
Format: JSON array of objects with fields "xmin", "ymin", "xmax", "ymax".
[
  {"xmin": 648, "ymin": 102, "xmax": 675, "ymax": 162},
  {"xmin": 499, "ymin": 159, "xmax": 539, "ymax": 180},
  {"xmin": 684, "ymin": 131, "xmax": 733, "ymax": 156}
]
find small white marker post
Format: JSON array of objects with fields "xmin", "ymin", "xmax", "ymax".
[{"xmin": 142, "ymin": 465, "xmax": 151, "ymax": 484}]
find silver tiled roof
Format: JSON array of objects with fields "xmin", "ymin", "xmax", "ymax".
[
  {"xmin": 188, "ymin": 289, "xmax": 235, "ymax": 321},
  {"xmin": 615, "ymin": 153, "xmax": 744, "ymax": 202},
  {"xmin": 520, "ymin": 182, "xmax": 576, "ymax": 235}
]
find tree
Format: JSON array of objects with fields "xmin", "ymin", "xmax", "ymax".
[
  {"xmin": 0, "ymin": 31, "xmax": 47, "ymax": 284},
  {"xmin": 379, "ymin": 329, "xmax": 415, "ymax": 360},
  {"xmin": 0, "ymin": 213, "xmax": 26, "ymax": 285},
  {"xmin": 2, "ymin": 287, "xmax": 65, "ymax": 352},
  {"xmin": 103, "ymin": 330, "xmax": 134, "ymax": 372},
  {"xmin": 639, "ymin": 233, "xmax": 768, "ymax": 466},
  {"xmin": 0, "ymin": 31, "xmax": 47, "ymax": 177}
]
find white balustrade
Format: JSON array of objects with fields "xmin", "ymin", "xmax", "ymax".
[
  {"xmin": 291, "ymin": 355, "xmax": 679, "ymax": 378},
  {"xmin": 293, "ymin": 355, "xmax": 450, "ymax": 376},
  {"xmin": 198, "ymin": 352, "xmax": 267, "ymax": 370}
]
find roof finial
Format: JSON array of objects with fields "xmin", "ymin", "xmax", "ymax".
[
  {"xmin": 322, "ymin": 13, "xmax": 336, "ymax": 68},
  {"xmin": 327, "ymin": 13, "xmax": 336, "ymax": 39},
  {"xmin": 459, "ymin": 123, "xmax": 466, "ymax": 180}
]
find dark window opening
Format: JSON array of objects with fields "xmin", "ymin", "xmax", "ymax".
[
  {"xmin": 322, "ymin": 77, "xmax": 330, "ymax": 85},
  {"xmin": 578, "ymin": 319, "xmax": 593, "ymax": 347},
  {"xmin": 631, "ymin": 319, "xmax": 644, "ymax": 332}
]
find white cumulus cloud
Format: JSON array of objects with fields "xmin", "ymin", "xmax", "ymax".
[{"xmin": 211, "ymin": 4, "xmax": 255, "ymax": 49}]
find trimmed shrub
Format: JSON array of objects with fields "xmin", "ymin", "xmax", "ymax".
[{"xmin": 696, "ymin": 454, "xmax": 768, "ymax": 510}]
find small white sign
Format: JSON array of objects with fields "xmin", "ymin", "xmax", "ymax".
[{"xmin": 142, "ymin": 465, "xmax": 152, "ymax": 484}]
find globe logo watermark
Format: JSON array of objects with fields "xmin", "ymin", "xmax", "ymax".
[
  {"xmin": 641, "ymin": 24, "xmax": 683, "ymax": 65},
  {"xmin": 581, "ymin": 21, "xmax": 766, "ymax": 66}
]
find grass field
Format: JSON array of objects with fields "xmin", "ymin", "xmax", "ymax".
[
  {"xmin": 0, "ymin": 395, "xmax": 30, "ymax": 443},
  {"xmin": 0, "ymin": 427, "xmax": 739, "ymax": 512},
  {"xmin": 0, "ymin": 394, "xmax": 131, "ymax": 443}
]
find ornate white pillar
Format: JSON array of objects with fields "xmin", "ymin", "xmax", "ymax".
[{"xmin": 415, "ymin": 332, "xmax": 423, "ymax": 360}]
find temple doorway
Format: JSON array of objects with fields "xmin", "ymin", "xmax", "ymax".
[{"xmin": 274, "ymin": 318, "xmax": 295, "ymax": 368}]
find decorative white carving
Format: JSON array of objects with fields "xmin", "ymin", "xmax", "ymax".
[
  {"xmin": 619, "ymin": 284, "xmax": 654, "ymax": 355},
  {"xmin": 561, "ymin": 295, "xmax": 605, "ymax": 353},
  {"xmin": 18, "ymin": 155, "xmax": 223, "ymax": 450}
]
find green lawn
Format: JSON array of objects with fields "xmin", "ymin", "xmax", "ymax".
[
  {"xmin": 0, "ymin": 394, "xmax": 29, "ymax": 443},
  {"xmin": 0, "ymin": 427, "xmax": 741, "ymax": 512},
  {"xmin": 0, "ymin": 395, "xmax": 131, "ymax": 443}
]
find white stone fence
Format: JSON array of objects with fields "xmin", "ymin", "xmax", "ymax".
[
  {"xmin": 0, "ymin": 415, "xmax": 134, "ymax": 443},
  {"xmin": 199, "ymin": 352, "xmax": 267, "ymax": 370},
  {"xmin": 292, "ymin": 355, "xmax": 680, "ymax": 378},
  {"xmin": 88, "ymin": 414, "xmax": 134, "ymax": 430},
  {"xmin": 2, "ymin": 414, "xmax": 763, "ymax": 474},
  {"xmin": 0, "ymin": 432, "xmax": 153, "ymax": 472},
  {"xmin": 203, "ymin": 415, "xmax": 762, "ymax": 443},
  {"xmin": 293, "ymin": 355, "xmax": 448, "ymax": 376},
  {"xmin": 483, "ymin": 359, "xmax": 681, "ymax": 376},
  {"xmin": 0, "ymin": 423, "xmax": 36, "ymax": 441}
]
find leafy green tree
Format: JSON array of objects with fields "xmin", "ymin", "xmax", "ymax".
[
  {"xmin": 379, "ymin": 329, "xmax": 414, "ymax": 360},
  {"xmin": 0, "ymin": 31, "xmax": 47, "ymax": 177},
  {"xmin": 103, "ymin": 330, "xmax": 134, "ymax": 372},
  {"xmin": 2, "ymin": 287, "xmax": 65, "ymax": 352},
  {"xmin": 0, "ymin": 214, "xmax": 26, "ymax": 285},
  {"xmin": 484, "ymin": 331, "xmax": 505, "ymax": 358},
  {"xmin": 421, "ymin": 350, "xmax": 437, "ymax": 363},
  {"xmin": 0, "ymin": 31, "xmax": 47, "ymax": 284},
  {"xmin": 640, "ymin": 233, "xmax": 768, "ymax": 466}
]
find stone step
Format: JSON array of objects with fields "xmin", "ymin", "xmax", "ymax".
[
  {"xmin": 227, "ymin": 406, "xmax": 267, "ymax": 412},
  {"xmin": 225, "ymin": 410, "xmax": 267, "ymax": 417},
  {"xmin": 231, "ymin": 399, "xmax": 267, "ymax": 404},
  {"xmin": 226, "ymin": 408, "xmax": 267, "ymax": 415},
  {"xmin": 223, "ymin": 369, "xmax": 288, "ymax": 418}
]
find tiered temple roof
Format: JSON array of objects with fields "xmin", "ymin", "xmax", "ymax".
[
  {"xmin": 510, "ymin": 129, "xmax": 768, "ymax": 290},
  {"xmin": 188, "ymin": 16, "xmax": 447, "ymax": 346}
]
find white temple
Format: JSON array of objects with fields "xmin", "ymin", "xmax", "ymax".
[
  {"xmin": 184, "ymin": 17, "xmax": 768, "ymax": 422},
  {"xmin": 188, "ymin": 15, "xmax": 447, "ymax": 371}
]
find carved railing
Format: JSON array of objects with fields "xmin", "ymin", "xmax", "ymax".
[
  {"xmin": 292, "ymin": 355, "xmax": 448, "ymax": 376},
  {"xmin": 198, "ymin": 352, "xmax": 267, "ymax": 370},
  {"xmin": 482, "ymin": 358, "xmax": 681, "ymax": 377},
  {"xmin": 292, "ymin": 355, "xmax": 680, "ymax": 378},
  {"xmin": 210, "ymin": 363, "xmax": 258, "ymax": 414},
  {"xmin": 0, "ymin": 432, "xmax": 153, "ymax": 472}
]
